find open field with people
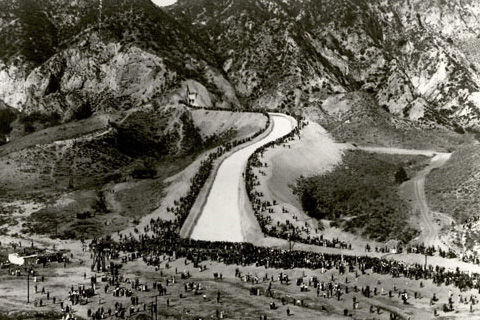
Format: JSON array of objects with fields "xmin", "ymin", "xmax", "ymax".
[
  {"xmin": 1, "ymin": 111, "xmax": 479, "ymax": 320},
  {"xmin": 2, "ymin": 223, "xmax": 480, "ymax": 320},
  {"xmin": 3, "ymin": 0, "xmax": 480, "ymax": 319}
]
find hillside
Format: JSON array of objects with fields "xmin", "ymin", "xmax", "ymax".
[
  {"xmin": 170, "ymin": 0, "xmax": 480, "ymax": 128},
  {"xmin": 0, "ymin": 0, "xmax": 240, "ymax": 122},
  {"xmin": 307, "ymin": 91, "xmax": 474, "ymax": 152},
  {"xmin": 0, "ymin": 0, "xmax": 479, "ymax": 244},
  {"xmin": 426, "ymin": 143, "xmax": 480, "ymax": 223},
  {"xmin": 0, "ymin": 107, "xmax": 267, "ymax": 239},
  {"xmin": 293, "ymin": 149, "xmax": 426, "ymax": 243},
  {"xmin": 2, "ymin": 0, "xmax": 480, "ymax": 130}
]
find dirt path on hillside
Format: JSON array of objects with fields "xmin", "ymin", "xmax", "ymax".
[
  {"xmin": 412, "ymin": 153, "xmax": 452, "ymax": 249},
  {"xmin": 355, "ymin": 146, "xmax": 438, "ymax": 156},
  {"xmin": 353, "ymin": 147, "xmax": 452, "ymax": 250}
]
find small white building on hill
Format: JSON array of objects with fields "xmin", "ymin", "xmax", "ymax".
[{"xmin": 186, "ymin": 85, "xmax": 198, "ymax": 106}]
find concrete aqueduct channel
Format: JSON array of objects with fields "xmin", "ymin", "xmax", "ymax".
[{"xmin": 180, "ymin": 113, "xmax": 297, "ymax": 243}]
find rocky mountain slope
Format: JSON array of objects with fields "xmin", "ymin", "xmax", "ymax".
[
  {"xmin": 2, "ymin": 0, "xmax": 480, "ymax": 130},
  {"xmin": 306, "ymin": 91, "xmax": 473, "ymax": 151},
  {"xmin": 170, "ymin": 0, "xmax": 480, "ymax": 128},
  {"xmin": 0, "ymin": 0, "xmax": 240, "ymax": 123}
]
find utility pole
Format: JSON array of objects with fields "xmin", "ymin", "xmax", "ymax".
[
  {"xmin": 27, "ymin": 268, "xmax": 30, "ymax": 303},
  {"xmin": 26, "ymin": 265, "xmax": 33, "ymax": 304}
]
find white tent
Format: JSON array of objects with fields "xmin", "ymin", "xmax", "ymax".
[{"xmin": 8, "ymin": 253, "xmax": 37, "ymax": 266}]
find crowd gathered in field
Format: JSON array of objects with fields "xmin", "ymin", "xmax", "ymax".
[
  {"xmin": 5, "ymin": 108, "xmax": 480, "ymax": 320},
  {"xmin": 62, "ymin": 220, "xmax": 479, "ymax": 320}
]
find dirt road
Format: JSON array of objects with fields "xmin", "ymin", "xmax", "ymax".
[
  {"xmin": 412, "ymin": 153, "xmax": 452, "ymax": 249},
  {"xmin": 349, "ymin": 147, "xmax": 452, "ymax": 249}
]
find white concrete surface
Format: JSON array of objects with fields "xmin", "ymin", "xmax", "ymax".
[{"xmin": 190, "ymin": 114, "xmax": 295, "ymax": 242}]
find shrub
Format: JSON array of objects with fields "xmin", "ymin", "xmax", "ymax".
[
  {"xmin": 453, "ymin": 125, "xmax": 465, "ymax": 135},
  {"xmin": 0, "ymin": 109, "xmax": 17, "ymax": 135},
  {"xmin": 395, "ymin": 167, "xmax": 408, "ymax": 184}
]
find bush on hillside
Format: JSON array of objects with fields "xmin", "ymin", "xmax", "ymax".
[
  {"xmin": 0, "ymin": 109, "xmax": 17, "ymax": 135},
  {"xmin": 395, "ymin": 167, "xmax": 408, "ymax": 184},
  {"xmin": 19, "ymin": 111, "xmax": 61, "ymax": 134}
]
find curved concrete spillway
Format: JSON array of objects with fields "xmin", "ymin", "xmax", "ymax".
[{"xmin": 189, "ymin": 114, "xmax": 296, "ymax": 242}]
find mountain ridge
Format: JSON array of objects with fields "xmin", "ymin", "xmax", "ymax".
[
  {"xmin": 170, "ymin": 0, "xmax": 480, "ymax": 128},
  {"xmin": 0, "ymin": 0, "xmax": 479, "ymax": 138},
  {"xmin": 0, "ymin": 0, "xmax": 241, "ymax": 122}
]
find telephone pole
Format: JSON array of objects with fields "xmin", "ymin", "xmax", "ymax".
[{"xmin": 27, "ymin": 269, "xmax": 30, "ymax": 303}]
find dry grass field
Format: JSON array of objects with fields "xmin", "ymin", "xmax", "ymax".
[{"xmin": 426, "ymin": 144, "xmax": 480, "ymax": 223}]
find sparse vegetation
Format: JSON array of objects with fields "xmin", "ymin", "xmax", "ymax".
[
  {"xmin": 19, "ymin": 112, "xmax": 61, "ymax": 134},
  {"xmin": 426, "ymin": 145, "xmax": 480, "ymax": 223},
  {"xmin": 113, "ymin": 109, "xmax": 202, "ymax": 158},
  {"xmin": 13, "ymin": 0, "xmax": 58, "ymax": 66},
  {"xmin": 316, "ymin": 92, "xmax": 475, "ymax": 152},
  {"xmin": 294, "ymin": 150, "xmax": 425, "ymax": 242},
  {"xmin": 131, "ymin": 161, "xmax": 157, "ymax": 179}
]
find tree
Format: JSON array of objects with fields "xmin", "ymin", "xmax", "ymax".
[
  {"xmin": 395, "ymin": 167, "xmax": 408, "ymax": 184},
  {"xmin": 0, "ymin": 109, "xmax": 17, "ymax": 135},
  {"xmin": 301, "ymin": 189, "xmax": 324, "ymax": 219}
]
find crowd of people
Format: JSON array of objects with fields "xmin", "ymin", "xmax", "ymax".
[
  {"xmin": 9, "ymin": 108, "xmax": 480, "ymax": 319},
  {"xmin": 104, "ymin": 110, "xmax": 480, "ymax": 298},
  {"xmin": 75, "ymin": 227, "xmax": 480, "ymax": 319},
  {"xmin": 97, "ymin": 223, "xmax": 480, "ymax": 296},
  {"xmin": 162, "ymin": 112, "xmax": 272, "ymax": 234},
  {"xmin": 243, "ymin": 117, "xmax": 351, "ymax": 250}
]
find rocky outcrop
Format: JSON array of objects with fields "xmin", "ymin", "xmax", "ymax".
[
  {"xmin": 170, "ymin": 0, "xmax": 480, "ymax": 127},
  {"xmin": 1, "ymin": 0, "xmax": 480, "ymax": 128},
  {"xmin": 0, "ymin": 0, "xmax": 241, "ymax": 122},
  {"xmin": 20, "ymin": 35, "xmax": 179, "ymax": 117}
]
